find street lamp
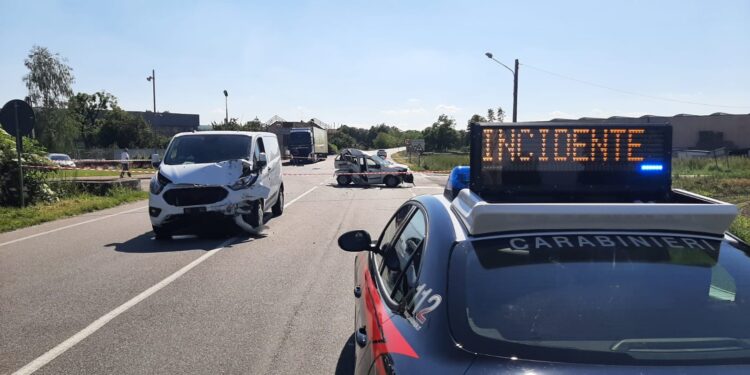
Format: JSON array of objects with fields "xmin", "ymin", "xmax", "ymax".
[
  {"xmin": 485, "ymin": 52, "xmax": 519, "ymax": 122},
  {"xmin": 146, "ymin": 69, "xmax": 156, "ymax": 113},
  {"xmin": 223, "ymin": 90, "xmax": 229, "ymax": 123}
]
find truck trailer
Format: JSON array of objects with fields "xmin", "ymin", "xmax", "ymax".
[{"xmin": 288, "ymin": 125, "xmax": 328, "ymax": 164}]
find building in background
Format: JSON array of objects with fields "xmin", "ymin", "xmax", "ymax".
[
  {"xmin": 549, "ymin": 113, "xmax": 750, "ymax": 152},
  {"xmin": 130, "ymin": 111, "xmax": 199, "ymax": 136}
]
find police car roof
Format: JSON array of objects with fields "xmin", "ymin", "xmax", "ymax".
[{"xmin": 450, "ymin": 188, "xmax": 738, "ymax": 237}]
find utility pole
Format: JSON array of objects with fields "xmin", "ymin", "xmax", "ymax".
[
  {"xmin": 146, "ymin": 69, "xmax": 156, "ymax": 113},
  {"xmin": 485, "ymin": 53, "xmax": 519, "ymax": 122},
  {"xmin": 513, "ymin": 59, "xmax": 519, "ymax": 123},
  {"xmin": 223, "ymin": 90, "xmax": 229, "ymax": 123}
]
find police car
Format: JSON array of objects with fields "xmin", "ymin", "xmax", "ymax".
[{"xmin": 338, "ymin": 121, "xmax": 750, "ymax": 374}]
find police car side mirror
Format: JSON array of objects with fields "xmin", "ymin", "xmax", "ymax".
[{"xmin": 338, "ymin": 230, "xmax": 376, "ymax": 252}]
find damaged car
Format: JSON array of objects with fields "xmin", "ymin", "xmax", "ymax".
[
  {"xmin": 149, "ymin": 131, "xmax": 284, "ymax": 239},
  {"xmin": 334, "ymin": 148, "xmax": 414, "ymax": 187}
]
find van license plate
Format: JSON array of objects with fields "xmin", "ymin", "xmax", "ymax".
[{"xmin": 184, "ymin": 207, "xmax": 207, "ymax": 215}]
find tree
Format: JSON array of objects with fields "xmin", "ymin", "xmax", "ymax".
[
  {"xmin": 487, "ymin": 108, "xmax": 496, "ymax": 122},
  {"xmin": 211, "ymin": 118, "xmax": 243, "ymax": 131},
  {"xmin": 329, "ymin": 131, "xmax": 357, "ymax": 150},
  {"xmin": 373, "ymin": 132, "xmax": 399, "ymax": 149},
  {"xmin": 34, "ymin": 109, "xmax": 79, "ymax": 153},
  {"xmin": 23, "ymin": 46, "xmax": 74, "ymax": 109},
  {"xmin": 98, "ymin": 107, "xmax": 161, "ymax": 148},
  {"xmin": 67, "ymin": 91, "xmax": 117, "ymax": 147},
  {"xmin": 243, "ymin": 117, "xmax": 264, "ymax": 131},
  {"xmin": 496, "ymin": 107, "xmax": 506, "ymax": 122},
  {"xmin": 423, "ymin": 114, "xmax": 459, "ymax": 152}
]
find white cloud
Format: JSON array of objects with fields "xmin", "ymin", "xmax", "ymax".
[
  {"xmin": 381, "ymin": 107, "xmax": 426, "ymax": 116},
  {"xmin": 434, "ymin": 104, "xmax": 461, "ymax": 114}
]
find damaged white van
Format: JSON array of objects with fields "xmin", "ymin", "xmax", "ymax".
[{"xmin": 149, "ymin": 131, "xmax": 284, "ymax": 239}]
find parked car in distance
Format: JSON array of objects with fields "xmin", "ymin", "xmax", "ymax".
[
  {"xmin": 47, "ymin": 153, "xmax": 76, "ymax": 168},
  {"xmin": 377, "ymin": 149, "xmax": 387, "ymax": 159}
]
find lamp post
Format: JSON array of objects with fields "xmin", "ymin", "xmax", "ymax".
[
  {"xmin": 223, "ymin": 90, "xmax": 229, "ymax": 123},
  {"xmin": 146, "ymin": 70, "xmax": 156, "ymax": 113},
  {"xmin": 485, "ymin": 52, "xmax": 518, "ymax": 122}
]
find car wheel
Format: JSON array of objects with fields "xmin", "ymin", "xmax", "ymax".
[
  {"xmin": 385, "ymin": 175, "xmax": 399, "ymax": 188},
  {"xmin": 153, "ymin": 225, "xmax": 171, "ymax": 240},
  {"xmin": 242, "ymin": 200, "xmax": 264, "ymax": 229},
  {"xmin": 272, "ymin": 187, "xmax": 284, "ymax": 216},
  {"xmin": 337, "ymin": 175, "xmax": 352, "ymax": 186}
]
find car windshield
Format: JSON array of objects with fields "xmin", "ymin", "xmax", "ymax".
[
  {"xmin": 451, "ymin": 232, "xmax": 750, "ymax": 364},
  {"xmin": 370, "ymin": 154, "xmax": 388, "ymax": 166},
  {"xmin": 163, "ymin": 135, "xmax": 251, "ymax": 165},
  {"xmin": 49, "ymin": 154, "xmax": 70, "ymax": 161},
  {"xmin": 289, "ymin": 131, "xmax": 310, "ymax": 146}
]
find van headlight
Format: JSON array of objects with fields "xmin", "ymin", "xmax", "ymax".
[
  {"xmin": 228, "ymin": 173, "xmax": 259, "ymax": 191},
  {"xmin": 150, "ymin": 172, "xmax": 172, "ymax": 195}
]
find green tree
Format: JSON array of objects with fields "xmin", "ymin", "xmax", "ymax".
[
  {"xmin": 496, "ymin": 107, "xmax": 506, "ymax": 122},
  {"xmin": 211, "ymin": 118, "xmax": 242, "ymax": 131},
  {"xmin": 34, "ymin": 109, "xmax": 79, "ymax": 153},
  {"xmin": 329, "ymin": 131, "xmax": 357, "ymax": 150},
  {"xmin": 423, "ymin": 114, "xmax": 459, "ymax": 152},
  {"xmin": 23, "ymin": 46, "xmax": 74, "ymax": 109},
  {"xmin": 373, "ymin": 132, "xmax": 398, "ymax": 149},
  {"xmin": 67, "ymin": 91, "xmax": 117, "ymax": 147},
  {"xmin": 487, "ymin": 108, "xmax": 496, "ymax": 122},
  {"xmin": 98, "ymin": 107, "xmax": 158, "ymax": 148},
  {"xmin": 243, "ymin": 117, "xmax": 265, "ymax": 131}
]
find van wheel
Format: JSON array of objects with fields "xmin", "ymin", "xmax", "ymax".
[
  {"xmin": 272, "ymin": 187, "xmax": 284, "ymax": 216},
  {"xmin": 337, "ymin": 175, "xmax": 351, "ymax": 186},
  {"xmin": 153, "ymin": 226, "xmax": 171, "ymax": 240},
  {"xmin": 385, "ymin": 175, "xmax": 399, "ymax": 188},
  {"xmin": 243, "ymin": 200, "xmax": 264, "ymax": 229}
]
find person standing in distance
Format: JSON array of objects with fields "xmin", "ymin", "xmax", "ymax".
[{"xmin": 120, "ymin": 148, "xmax": 131, "ymax": 178}]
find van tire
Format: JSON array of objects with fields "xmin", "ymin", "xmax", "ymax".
[
  {"xmin": 243, "ymin": 200, "xmax": 264, "ymax": 229},
  {"xmin": 337, "ymin": 175, "xmax": 351, "ymax": 186},
  {"xmin": 385, "ymin": 175, "xmax": 399, "ymax": 188},
  {"xmin": 272, "ymin": 187, "xmax": 284, "ymax": 216},
  {"xmin": 153, "ymin": 226, "xmax": 171, "ymax": 240}
]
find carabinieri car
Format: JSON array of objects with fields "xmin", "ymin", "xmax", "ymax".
[{"xmin": 338, "ymin": 121, "xmax": 750, "ymax": 374}]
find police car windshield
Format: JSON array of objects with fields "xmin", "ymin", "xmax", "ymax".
[
  {"xmin": 452, "ymin": 232, "xmax": 750, "ymax": 364},
  {"xmin": 164, "ymin": 135, "xmax": 251, "ymax": 165}
]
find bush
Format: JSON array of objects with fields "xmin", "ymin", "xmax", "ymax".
[
  {"xmin": 0, "ymin": 129, "xmax": 56, "ymax": 206},
  {"xmin": 328, "ymin": 143, "xmax": 338, "ymax": 155}
]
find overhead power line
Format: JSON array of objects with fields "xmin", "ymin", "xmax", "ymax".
[{"xmin": 521, "ymin": 63, "xmax": 750, "ymax": 110}]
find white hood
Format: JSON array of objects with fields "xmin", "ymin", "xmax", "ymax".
[{"xmin": 159, "ymin": 159, "xmax": 250, "ymax": 185}]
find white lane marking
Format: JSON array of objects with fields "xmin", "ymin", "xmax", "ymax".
[
  {"xmin": 13, "ymin": 184, "xmax": 319, "ymax": 375},
  {"xmin": 0, "ymin": 205, "xmax": 147, "ymax": 249},
  {"xmin": 284, "ymin": 185, "xmax": 318, "ymax": 208},
  {"xmin": 12, "ymin": 237, "xmax": 234, "ymax": 375}
]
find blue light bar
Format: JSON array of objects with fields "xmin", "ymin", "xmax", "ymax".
[{"xmin": 640, "ymin": 164, "xmax": 664, "ymax": 171}]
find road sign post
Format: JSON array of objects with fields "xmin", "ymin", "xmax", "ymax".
[{"xmin": 1, "ymin": 99, "xmax": 36, "ymax": 207}]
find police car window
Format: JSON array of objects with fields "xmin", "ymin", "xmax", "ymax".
[
  {"xmin": 452, "ymin": 233, "xmax": 750, "ymax": 364},
  {"xmin": 380, "ymin": 210, "xmax": 426, "ymax": 303},
  {"xmin": 375, "ymin": 205, "xmax": 413, "ymax": 257}
]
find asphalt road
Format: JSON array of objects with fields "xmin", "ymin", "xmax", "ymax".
[{"xmin": 0, "ymin": 154, "xmax": 445, "ymax": 374}]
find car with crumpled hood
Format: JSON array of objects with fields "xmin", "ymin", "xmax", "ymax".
[{"xmin": 148, "ymin": 131, "xmax": 284, "ymax": 239}]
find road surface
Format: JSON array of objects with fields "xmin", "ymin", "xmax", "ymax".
[{"xmin": 0, "ymin": 155, "xmax": 445, "ymax": 374}]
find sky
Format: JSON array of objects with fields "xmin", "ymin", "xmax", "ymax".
[{"xmin": 1, "ymin": 0, "xmax": 748, "ymax": 130}]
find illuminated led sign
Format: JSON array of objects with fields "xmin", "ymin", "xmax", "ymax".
[{"xmin": 470, "ymin": 123, "xmax": 672, "ymax": 200}]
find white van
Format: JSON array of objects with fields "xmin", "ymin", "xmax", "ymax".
[{"xmin": 148, "ymin": 131, "xmax": 284, "ymax": 239}]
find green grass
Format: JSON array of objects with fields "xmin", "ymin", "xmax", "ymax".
[
  {"xmin": 672, "ymin": 156, "xmax": 750, "ymax": 178},
  {"xmin": 392, "ymin": 151, "xmax": 468, "ymax": 172},
  {"xmin": 0, "ymin": 188, "xmax": 147, "ymax": 233}
]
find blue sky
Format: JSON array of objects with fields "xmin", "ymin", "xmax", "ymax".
[{"xmin": 1, "ymin": 0, "xmax": 748, "ymax": 129}]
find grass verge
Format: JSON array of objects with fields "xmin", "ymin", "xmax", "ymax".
[
  {"xmin": 392, "ymin": 151, "xmax": 468, "ymax": 172},
  {"xmin": 0, "ymin": 188, "xmax": 147, "ymax": 233}
]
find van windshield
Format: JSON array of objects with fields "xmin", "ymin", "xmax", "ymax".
[
  {"xmin": 164, "ymin": 135, "xmax": 252, "ymax": 165},
  {"xmin": 450, "ymin": 233, "xmax": 750, "ymax": 364}
]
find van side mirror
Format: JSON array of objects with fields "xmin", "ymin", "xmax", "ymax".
[
  {"xmin": 151, "ymin": 153, "xmax": 161, "ymax": 168},
  {"xmin": 338, "ymin": 230, "xmax": 376, "ymax": 252},
  {"xmin": 256, "ymin": 152, "xmax": 268, "ymax": 169}
]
